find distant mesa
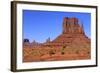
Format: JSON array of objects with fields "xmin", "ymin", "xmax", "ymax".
[{"xmin": 24, "ymin": 39, "xmax": 30, "ymax": 43}]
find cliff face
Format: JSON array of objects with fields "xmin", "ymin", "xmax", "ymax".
[{"xmin": 62, "ymin": 17, "xmax": 84, "ymax": 34}]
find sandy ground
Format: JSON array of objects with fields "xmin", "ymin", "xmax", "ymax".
[{"xmin": 23, "ymin": 46, "xmax": 90, "ymax": 62}]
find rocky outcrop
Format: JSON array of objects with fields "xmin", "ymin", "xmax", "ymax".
[
  {"xmin": 44, "ymin": 17, "xmax": 90, "ymax": 49},
  {"xmin": 62, "ymin": 17, "xmax": 84, "ymax": 34}
]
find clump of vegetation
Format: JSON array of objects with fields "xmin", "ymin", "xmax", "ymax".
[
  {"xmin": 49, "ymin": 50, "xmax": 55, "ymax": 56},
  {"xmin": 31, "ymin": 50, "xmax": 38, "ymax": 56},
  {"xmin": 60, "ymin": 46, "xmax": 66, "ymax": 55},
  {"xmin": 30, "ymin": 50, "xmax": 42, "ymax": 56},
  {"xmin": 61, "ymin": 51, "xmax": 65, "ymax": 55},
  {"xmin": 63, "ymin": 45, "xmax": 66, "ymax": 49},
  {"xmin": 75, "ymin": 50, "xmax": 79, "ymax": 54},
  {"xmin": 87, "ymin": 51, "xmax": 90, "ymax": 54}
]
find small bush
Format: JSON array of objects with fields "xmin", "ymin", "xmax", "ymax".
[
  {"xmin": 61, "ymin": 52, "xmax": 65, "ymax": 55},
  {"xmin": 87, "ymin": 51, "xmax": 90, "ymax": 54},
  {"xmin": 76, "ymin": 50, "xmax": 79, "ymax": 54},
  {"xmin": 49, "ymin": 50, "xmax": 55, "ymax": 55},
  {"xmin": 63, "ymin": 45, "xmax": 66, "ymax": 49}
]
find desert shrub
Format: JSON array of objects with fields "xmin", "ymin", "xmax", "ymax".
[
  {"xmin": 87, "ymin": 51, "xmax": 90, "ymax": 54},
  {"xmin": 61, "ymin": 51, "xmax": 65, "ymax": 55},
  {"xmin": 49, "ymin": 50, "xmax": 55, "ymax": 56},
  {"xmin": 75, "ymin": 50, "xmax": 79, "ymax": 54},
  {"xmin": 31, "ymin": 50, "xmax": 41, "ymax": 56},
  {"xmin": 61, "ymin": 46, "xmax": 66, "ymax": 55},
  {"xmin": 63, "ymin": 45, "xmax": 66, "ymax": 49},
  {"xmin": 31, "ymin": 51, "xmax": 37, "ymax": 56}
]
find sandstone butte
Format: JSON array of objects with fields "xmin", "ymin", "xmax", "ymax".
[{"xmin": 23, "ymin": 17, "xmax": 91, "ymax": 62}]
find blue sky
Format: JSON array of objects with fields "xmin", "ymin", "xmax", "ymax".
[{"xmin": 23, "ymin": 10, "xmax": 91, "ymax": 43}]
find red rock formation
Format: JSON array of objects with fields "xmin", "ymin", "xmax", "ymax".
[
  {"xmin": 23, "ymin": 17, "xmax": 91, "ymax": 62},
  {"xmin": 62, "ymin": 17, "xmax": 84, "ymax": 34},
  {"xmin": 45, "ymin": 17, "xmax": 90, "ymax": 48}
]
